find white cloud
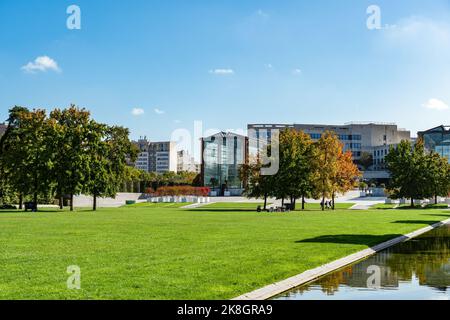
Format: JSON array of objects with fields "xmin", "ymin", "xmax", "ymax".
[
  {"xmin": 292, "ymin": 68, "xmax": 302, "ymax": 75},
  {"xmin": 209, "ymin": 69, "xmax": 234, "ymax": 75},
  {"xmin": 131, "ymin": 108, "xmax": 145, "ymax": 116},
  {"xmin": 423, "ymin": 98, "xmax": 449, "ymax": 111},
  {"xmin": 21, "ymin": 56, "xmax": 61, "ymax": 73},
  {"xmin": 154, "ymin": 108, "xmax": 165, "ymax": 115},
  {"xmin": 381, "ymin": 16, "xmax": 450, "ymax": 51}
]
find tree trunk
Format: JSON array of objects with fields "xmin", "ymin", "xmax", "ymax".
[
  {"xmin": 70, "ymin": 193, "xmax": 74, "ymax": 211},
  {"xmin": 263, "ymin": 193, "xmax": 268, "ymax": 210},
  {"xmin": 281, "ymin": 198, "xmax": 285, "ymax": 206},
  {"xmin": 302, "ymin": 195, "xmax": 305, "ymax": 210},
  {"xmin": 93, "ymin": 192, "xmax": 97, "ymax": 211},
  {"xmin": 19, "ymin": 194, "xmax": 23, "ymax": 210},
  {"xmin": 332, "ymin": 193, "xmax": 335, "ymax": 210},
  {"xmin": 321, "ymin": 195, "xmax": 325, "ymax": 211},
  {"xmin": 59, "ymin": 192, "xmax": 64, "ymax": 210},
  {"xmin": 33, "ymin": 192, "xmax": 38, "ymax": 212},
  {"xmin": 435, "ymin": 195, "xmax": 438, "ymax": 205},
  {"xmin": 411, "ymin": 198, "xmax": 414, "ymax": 208}
]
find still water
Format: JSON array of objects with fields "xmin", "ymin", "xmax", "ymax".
[{"xmin": 274, "ymin": 223, "xmax": 450, "ymax": 300}]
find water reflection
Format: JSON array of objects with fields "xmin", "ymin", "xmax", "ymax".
[{"xmin": 275, "ymin": 224, "xmax": 450, "ymax": 300}]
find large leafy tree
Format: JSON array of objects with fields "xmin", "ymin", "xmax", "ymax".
[
  {"xmin": 0, "ymin": 106, "xmax": 30, "ymax": 207},
  {"xmin": 84, "ymin": 121, "xmax": 109, "ymax": 211},
  {"xmin": 84, "ymin": 124, "xmax": 137, "ymax": 211},
  {"xmin": 424, "ymin": 151, "xmax": 450, "ymax": 204},
  {"xmin": 313, "ymin": 131, "xmax": 342, "ymax": 211},
  {"xmin": 385, "ymin": 139, "xmax": 430, "ymax": 207},
  {"xmin": 1, "ymin": 108, "xmax": 54, "ymax": 210},
  {"xmin": 240, "ymin": 159, "xmax": 274, "ymax": 210},
  {"xmin": 275, "ymin": 129, "xmax": 316, "ymax": 210},
  {"xmin": 330, "ymin": 150, "xmax": 361, "ymax": 209},
  {"xmin": 50, "ymin": 105, "xmax": 92, "ymax": 211}
]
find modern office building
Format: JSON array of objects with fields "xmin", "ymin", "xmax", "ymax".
[
  {"xmin": 177, "ymin": 150, "xmax": 200, "ymax": 173},
  {"xmin": 148, "ymin": 141, "xmax": 178, "ymax": 174},
  {"xmin": 248, "ymin": 122, "xmax": 412, "ymax": 181},
  {"xmin": 418, "ymin": 125, "xmax": 450, "ymax": 163},
  {"xmin": 201, "ymin": 132, "xmax": 248, "ymax": 196},
  {"xmin": 132, "ymin": 137, "xmax": 178, "ymax": 173},
  {"xmin": 134, "ymin": 137, "xmax": 151, "ymax": 172}
]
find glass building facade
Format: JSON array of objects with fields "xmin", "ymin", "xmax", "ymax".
[
  {"xmin": 201, "ymin": 132, "xmax": 247, "ymax": 195},
  {"xmin": 419, "ymin": 126, "xmax": 450, "ymax": 163}
]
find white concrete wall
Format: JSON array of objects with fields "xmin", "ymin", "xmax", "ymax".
[{"xmin": 73, "ymin": 193, "xmax": 144, "ymax": 208}]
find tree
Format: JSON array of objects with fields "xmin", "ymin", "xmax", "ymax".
[
  {"xmin": 313, "ymin": 131, "xmax": 342, "ymax": 211},
  {"xmin": 50, "ymin": 106, "xmax": 92, "ymax": 211},
  {"xmin": 1, "ymin": 108, "xmax": 54, "ymax": 210},
  {"xmin": 96, "ymin": 125, "xmax": 137, "ymax": 210},
  {"xmin": 0, "ymin": 107, "xmax": 29, "ymax": 207},
  {"xmin": 331, "ymin": 150, "xmax": 361, "ymax": 209},
  {"xmin": 84, "ymin": 121, "xmax": 110, "ymax": 211},
  {"xmin": 275, "ymin": 129, "xmax": 316, "ymax": 210},
  {"xmin": 355, "ymin": 152, "xmax": 373, "ymax": 171},
  {"xmin": 424, "ymin": 151, "xmax": 450, "ymax": 204},
  {"xmin": 385, "ymin": 139, "xmax": 430, "ymax": 207},
  {"xmin": 240, "ymin": 160, "xmax": 274, "ymax": 210}
]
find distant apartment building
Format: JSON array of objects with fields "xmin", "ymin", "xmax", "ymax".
[
  {"xmin": 177, "ymin": 150, "xmax": 200, "ymax": 173},
  {"xmin": 201, "ymin": 132, "xmax": 248, "ymax": 196},
  {"xmin": 418, "ymin": 125, "xmax": 450, "ymax": 163},
  {"xmin": 0, "ymin": 123, "xmax": 7, "ymax": 137},
  {"xmin": 132, "ymin": 137, "xmax": 177, "ymax": 173},
  {"xmin": 248, "ymin": 122, "xmax": 412, "ymax": 181}
]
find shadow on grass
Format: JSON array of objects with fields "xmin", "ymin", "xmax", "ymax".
[
  {"xmin": 187, "ymin": 209, "xmax": 256, "ymax": 212},
  {"xmin": 391, "ymin": 220, "xmax": 441, "ymax": 225},
  {"xmin": 296, "ymin": 234, "xmax": 402, "ymax": 246},
  {"xmin": 422, "ymin": 213, "xmax": 450, "ymax": 218},
  {"xmin": 396, "ymin": 205, "xmax": 449, "ymax": 210},
  {"xmin": 0, "ymin": 209, "xmax": 95, "ymax": 214}
]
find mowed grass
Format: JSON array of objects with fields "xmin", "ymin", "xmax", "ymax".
[
  {"xmin": 295, "ymin": 202, "xmax": 355, "ymax": 210},
  {"xmin": 125, "ymin": 202, "xmax": 192, "ymax": 208},
  {"xmin": 1, "ymin": 204, "xmax": 449, "ymax": 300}
]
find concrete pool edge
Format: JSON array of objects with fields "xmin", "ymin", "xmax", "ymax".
[{"xmin": 232, "ymin": 218, "xmax": 450, "ymax": 301}]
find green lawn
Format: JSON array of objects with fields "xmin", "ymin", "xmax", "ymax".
[
  {"xmin": 295, "ymin": 202, "xmax": 355, "ymax": 210},
  {"xmin": 125, "ymin": 202, "xmax": 192, "ymax": 208},
  {"xmin": 371, "ymin": 203, "xmax": 398, "ymax": 210},
  {"xmin": 1, "ymin": 204, "xmax": 449, "ymax": 300}
]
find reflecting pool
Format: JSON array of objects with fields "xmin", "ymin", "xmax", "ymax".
[{"xmin": 274, "ymin": 223, "xmax": 450, "ymax": 300}]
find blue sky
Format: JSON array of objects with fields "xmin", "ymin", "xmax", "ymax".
[{"xmin": 2, "ymin": 0, "xmax": 450, "ymax": 141}]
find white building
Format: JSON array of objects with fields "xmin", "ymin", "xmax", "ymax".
[
  {"xmin": 132, "ymin": 138, "xmax": 177, "ymax": 173},
  {"xmin": 248, "ymin": 122, "xmax": 412, "ymax": 181},
  {"xmin": 177, "ymin": 150, "xmax": 200, "ymax": 173}
]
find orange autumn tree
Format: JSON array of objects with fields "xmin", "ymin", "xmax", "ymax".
[
  {"xmin": 331, "ymin": 150, "xmax": 361, "ymax": 209},
  {"xmin": 314, "ymin": 131, "xmax": 341, "ymax": 210},
  {"xmin": 314, "ymin": 131, "xmax": 361, "ymax": 210}
]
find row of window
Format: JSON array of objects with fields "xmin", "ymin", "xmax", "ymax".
[
  {"xmin": 345, "ymin": 143, "xmax": 362, "ymax": 150},
  {"xmin": 374, "ymin": 149, "xmax": 388, "ymax": 158},
  {"xmin": 308, "ymin": 133, "xmax": 362, "ymax": 141}
]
